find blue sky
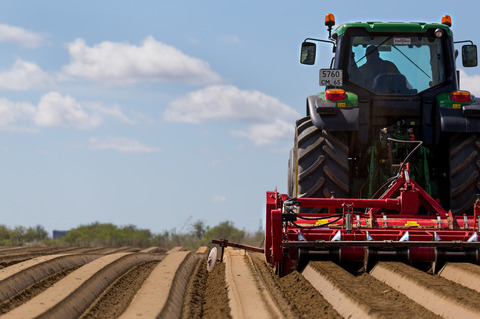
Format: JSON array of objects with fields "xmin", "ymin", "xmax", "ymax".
[{"xmin": 0, "ymin": 1, "xmax": 479, "ymax": 236}]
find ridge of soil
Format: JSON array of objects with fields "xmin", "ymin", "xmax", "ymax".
[
  {"xmin": 0, "ymin": 265, "xmax": 82, "ymax": 314},
  {"xmin": 250, "ymin": 253, "xmax": 341, "ymax": 319},
  {"xmin": 80, "ymin": 260, "xmax": 160, "ymax": 318},
  {"xmin": 308, "ymin": 261, "xmax": 440, "ymax": 319}
]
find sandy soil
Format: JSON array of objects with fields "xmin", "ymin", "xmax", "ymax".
[{"xmin": 0, "ymin": 246, "xmax": 479, "ymax": 318}]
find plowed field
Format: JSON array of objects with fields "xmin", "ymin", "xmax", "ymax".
[{"xmin": 1, "ymin": 245, "xmax": 480, "ymax": 318}]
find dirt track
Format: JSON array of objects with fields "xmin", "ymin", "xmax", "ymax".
[{"xmin": 1, "ymin": 246, "xmax": 480, "ymax": 318}]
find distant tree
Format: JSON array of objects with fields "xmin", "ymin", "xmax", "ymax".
[
  {"xmin": 33, "ymin": 225, "xmax": 49, "ymax": 241},
  {"xmin": 201, "ymin": 221, "xmax": 245, "ymax": 245},
  {"xmin": 151, "ymin": 230, "xmax": 170, "ymax": 248},
  {"xmin": 11, "ymin": 226, "xmax": 26, "ymax": 245},
  {"xmin": 0, "ymin": 220, "xmax": 262, "ymax": 250},
  {"xmin": 0, "ymin": 225, "xmax": 10, "ymax": 244},
  {"xmin": 63, "ymin": 222, "xmax": 153, "ymax": 248},
  {"xmin": 25, "ymin": 225, "xmax": 48, "ymax": 243},
  {"xmin": 190, "ymin": 220, "xmax": 209, "ymax": 240}
]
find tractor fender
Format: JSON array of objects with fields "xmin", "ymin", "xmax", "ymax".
[
  {"xmin": 439, "ymin": 101, "xmax": 480, "ymax": 132},
  {"xmin": 307, "ymin": 95, "xmax": 359, "ymax": 131}
]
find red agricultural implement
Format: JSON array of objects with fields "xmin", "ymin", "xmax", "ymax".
[
  {"xmin": 264, "ymin": 164, "xmax": 480, "ymax": 275},
  {"xmin": 214, "ymin": 164, "xmax": 480, "ymax": 276}
]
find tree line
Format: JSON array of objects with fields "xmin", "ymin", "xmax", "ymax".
[
  {"xmin": 0, "ymin": 220, "xmax": 264, "ymax": 249},
  {"xmin": 0, "ymin": 225, "xmax": 48, "ymax": 246}
]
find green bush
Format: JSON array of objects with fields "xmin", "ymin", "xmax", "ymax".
[{"xmin": 0, "ymin": 220, "xmax": 263, "ymax": 250}]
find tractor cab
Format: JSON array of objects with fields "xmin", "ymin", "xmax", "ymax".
[{"xmin": 301, "ymin": 14, "xmax": 477, "ymax": 98}]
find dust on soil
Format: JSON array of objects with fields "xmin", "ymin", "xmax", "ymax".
[{"xmin": 80, "ymin": 260, "xmax": 160, "ymax": 319}]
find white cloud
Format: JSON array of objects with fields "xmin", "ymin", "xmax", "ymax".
[
  {"xmin": 84, "ymin": 102, "xmax": 138, "ymax": 126},
  {"xmin": 459, "ymin": 69, "xmax": 480, "ymax": 96},
  {"xmin": 0, "ymin": 98, "xmax": 36, "ymax": 132},
  {"xmin": 164, "ymin": 85, "xmax": 299, "ymax": 124},
  {"xmin": 35, "ymin": 92, "xmax": 102, "ymax": 129},
  {"xmin": 0, "ymin": 59, "xmax": 54, "ymax": 90},
  {"xmin": 0, "ymin": 24, "xmax": 44, "ymax": 48},
  {"xmin": 0, "ymin": 92, "xmax": 138, "ymax": 131},
  {"xmin": 88, "ymin": 137, "xmax": 161, "ymax": 153},
  {"xmin": 63, "ymin": 36, "xmax": 222, "ymax": 86},
  {"xmin": 232, "ymin": 119, "xmax": 295, "ymax": 147},
  {"xmin": 211, "ymin": 195, "xmax": 227, "ymax": 203},
  {"xmin": 34, "ymin": 92, "xmax": 137, "ymax": 129}
]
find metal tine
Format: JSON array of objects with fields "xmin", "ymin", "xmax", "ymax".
[
  {"xmin": 366, "ymin": 231, "xmax": 373, "ymax": 241},
  {"xmin": 331, "ymin": 230, "xmax": 342, "ymax": 241},
  {"xmin": 298, "ymin": 230, "xmax": 307, "ymax": 241},
  {"xmin": 468, "ymin": 232, "xmax": 478, "ymax": 242},
  {"xmin": 399, "ymin": 231, "xmax": 409, "ymax": 242}
]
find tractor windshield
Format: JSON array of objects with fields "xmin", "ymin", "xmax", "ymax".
[{"xmin": 348, "ymin": 35, "xmax": 445, "ymax": 94}]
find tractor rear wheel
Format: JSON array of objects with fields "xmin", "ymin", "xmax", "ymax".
[
  {"xmin": 292, "ymin": 117, "xmax": 350, "ymax": 213},
  {"xmin": 449, "ymin": 133, "xmax": 480, "ymax": 215}
]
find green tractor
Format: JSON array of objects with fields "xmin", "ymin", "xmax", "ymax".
[{"xmin": 290, "ymin": 14, "xmax": 480, "ymax": 215}]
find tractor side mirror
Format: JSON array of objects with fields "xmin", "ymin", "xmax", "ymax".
[
  {"xmin": 462, "ymin": 45, "xmax": 478, "ymax": 67},
  {"xmin": 300, "ymin": 42, "xmax": 316, "ymax": 65}
]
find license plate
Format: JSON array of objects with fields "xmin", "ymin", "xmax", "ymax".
[{"xmin": 319, "ymin": 69, "xmax": 343, "ymax": 87}]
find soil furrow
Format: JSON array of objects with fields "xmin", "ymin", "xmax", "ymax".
[
  {"xmin": 80, "ymin": 260, "xmax": 160, "ymax": 319},
  {"xmin": 0, "ymin": 265, "xmax": 82, "ymax": 315},
  {"xmin": 437, "ymin": 262, "xmax": 480, "ymax": 293},
  {"xmin": 0, "ymin": 246, "xmax": 479, "ymax": 319},
  {"xmin": 371, "ymin": 261, "xmax": 480, "ymax": 318},
  {"xmin": 118, "ymin": 250, "xmax": 196, "ymax": 319},
  {"xmin": 224, "ymin": 248, "xmax": 283, "ymax": 319},
  {"xmin": 304, "ymin": 261, "xmax": 439, "ymax": 319},
  {"xmin": 199, "ymin": 259, "xmax": 231, "ymax": 318},
  {"xmin": 1, "ymin": 252, "xmax": 162, "ymax": 319},
  {"xmin": 249, "ymin": 252, "xmax": 340, "ymax": 319},
  {"xmin": 0, "ymin": 254, "xmax": 100, "ymax": 304}
]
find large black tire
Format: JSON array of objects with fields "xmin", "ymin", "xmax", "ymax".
[
  {"xmin": 449, "ymin": 133, "xmax": 480, "ymax": 215},
  {"xmin": 292, "ymin": 117, "xmax": 349, "ymax": 213}
]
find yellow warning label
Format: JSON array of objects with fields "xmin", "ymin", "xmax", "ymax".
[
  {"xmin": 337, "ymin": 102, "xmax": 346, "ymax": 108},
  {"xmin": 405, "ymin": 221, "xmax": 419, "ymax": 227},
  {"xmin": 316, "ymin": 219, "xmax": 328, "ymax": 225},
  {"xmin": 453, "ymin": 104, "xmax": 461, "ymax": 109}
]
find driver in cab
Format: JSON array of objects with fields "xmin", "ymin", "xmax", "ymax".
[{"xmin": 357, "ymin": 45, "xmax": 402, "ymax": 91}]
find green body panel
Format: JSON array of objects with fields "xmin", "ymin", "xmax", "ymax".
[
  {"xmin": 318, "ymin": 91, "xmax": 359, "ymax": 107},
  {"xmin": 352, "ymin": 123, "xmax": 432, "ymax": 199},
  {"xmin": 436, "ymin": 92, "xmax": 476, "ymax": 108},
  {"xmin": 333, "ymin": 22, "xmax": 452, "ymax": 37}
]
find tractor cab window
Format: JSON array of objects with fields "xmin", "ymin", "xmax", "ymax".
[{"xmin": 348, "ymin": 36, "xmax": 445, "ymax": 94}]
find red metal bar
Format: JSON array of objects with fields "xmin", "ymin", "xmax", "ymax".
[
  {"xmin": 265, "ymin": 191, "xmax": 276, "ymax": 263},
  {"xmin": 271, "ymin": 209, "xmax": 283, "ymax": 263},
  {"xmin": 211, "ymin": 239, "xmax": 264, "ymax": 253},
  {"xmin": 294, "ymin": 197, "xmax": 400, "ymax": 209}
]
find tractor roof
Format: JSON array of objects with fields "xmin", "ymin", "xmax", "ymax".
[{"xmin": 333, "ymin": 22, "xmax": 452, "ymax": 37}]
